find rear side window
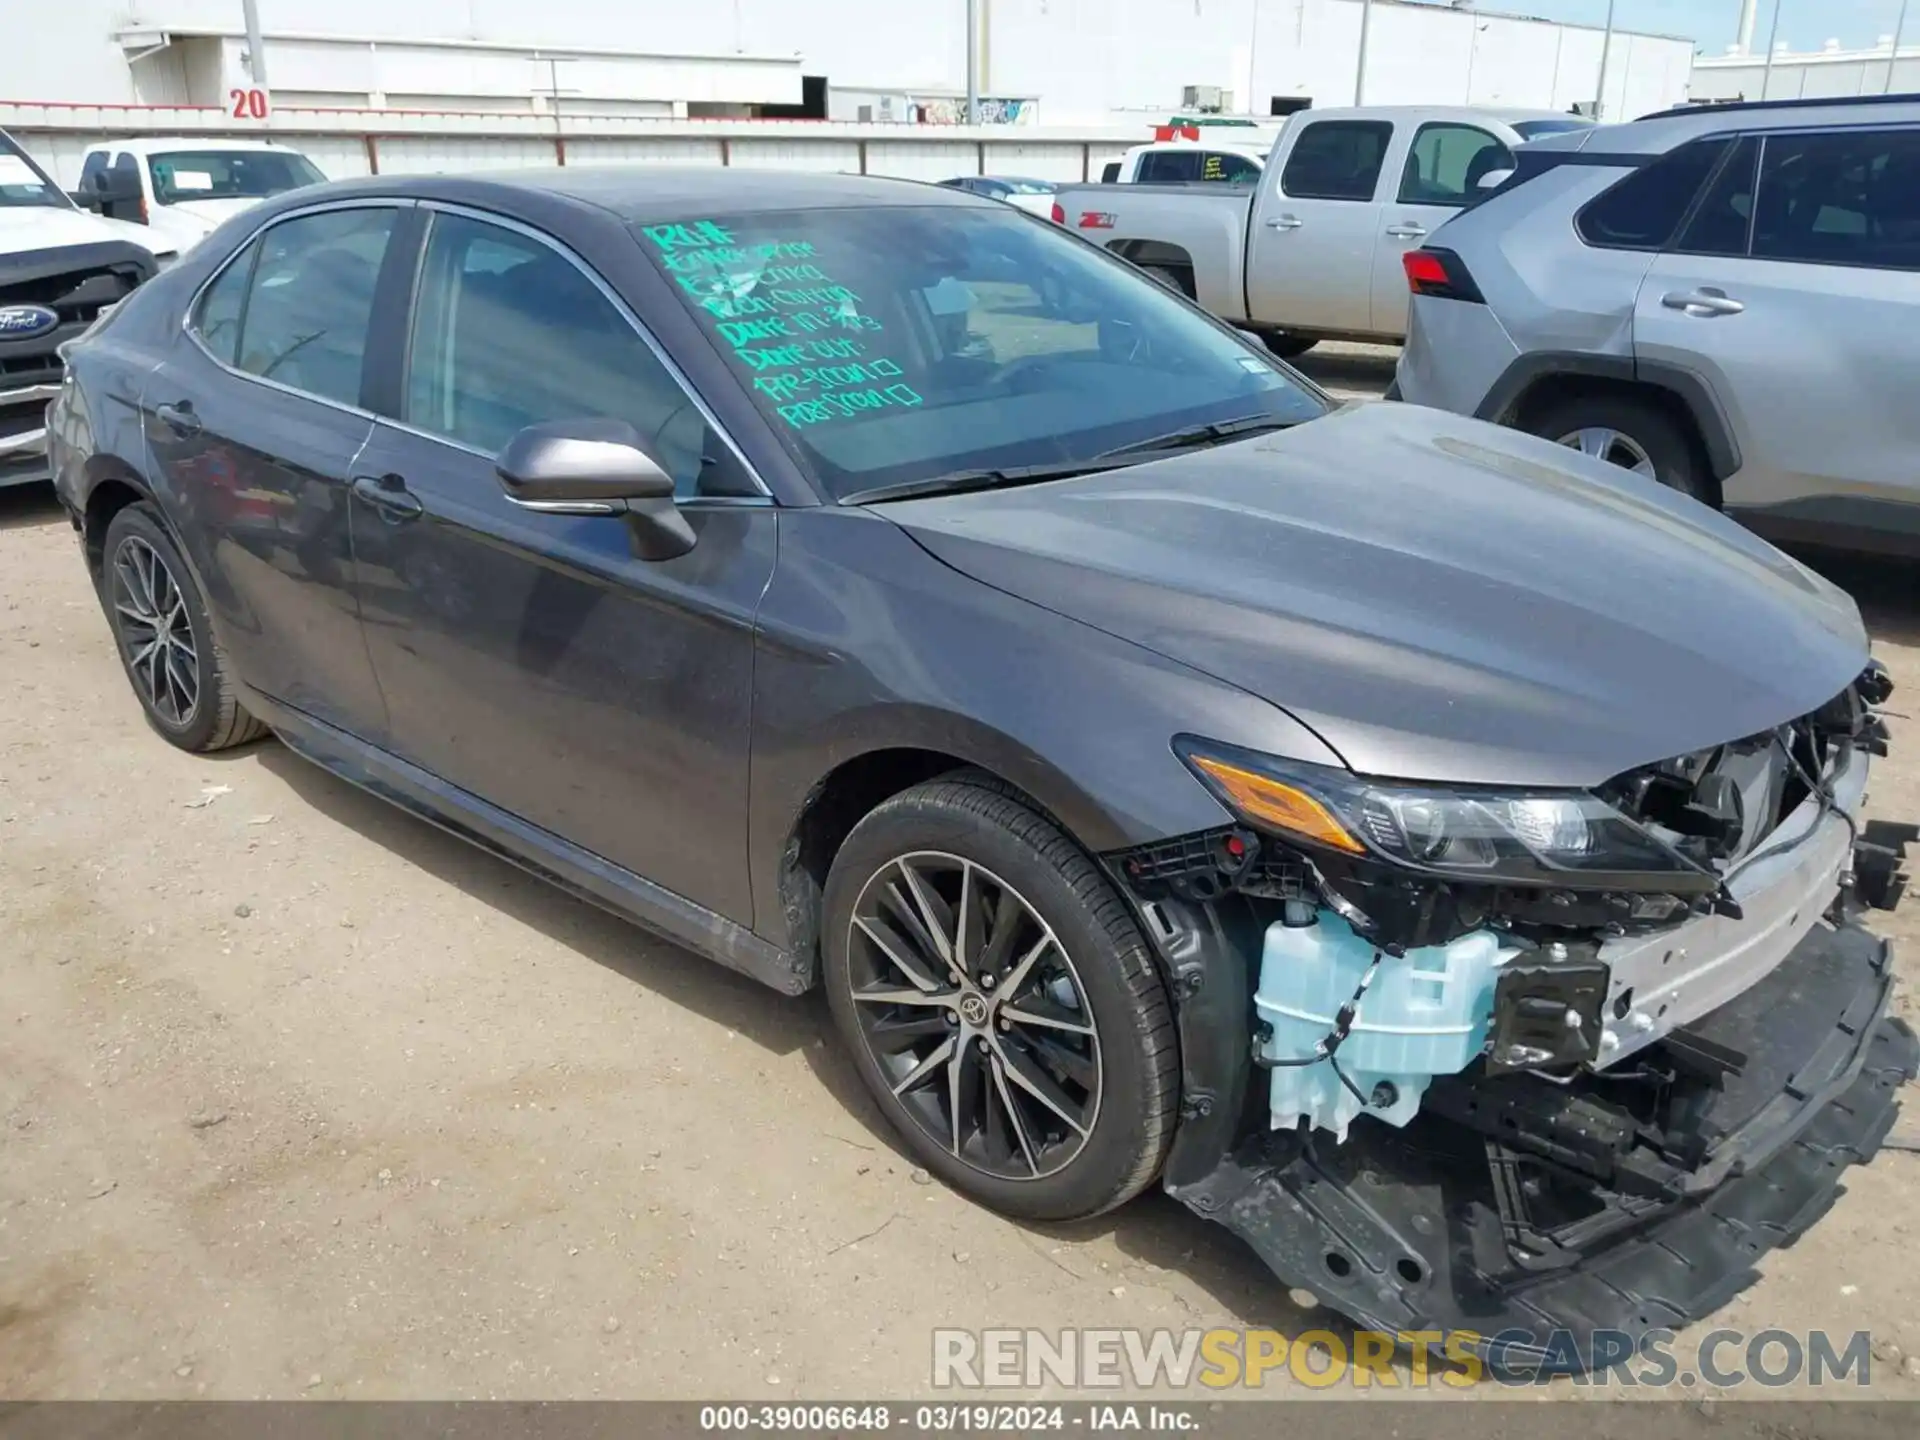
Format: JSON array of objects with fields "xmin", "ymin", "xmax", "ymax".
[
  {"xmin": 1675, "ymin": 136, "xmax": 1759, "ymax": 256},
  {"xmin": 1577, "ymin": 138, "xmax": 1729, "ymax": 250},
  {"xmin": 193, "ymin": 207, "xmax": 399, "ymax": 407},
  {"xmin": 1281, "ymin": 121, "xmax": 1392, "ymax": 202},
  {"xmin": 1751, "ymin": 128, "xmax": 1920, "ymax": 271},
  {"xmin": 1137, "ymin": 150, "xmax": 1200, "ymax": 183},
  {"xmin": 1398, "ymin": 123, "xmax": 1512, "ymax": 206}
]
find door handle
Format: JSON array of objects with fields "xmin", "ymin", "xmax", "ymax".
[
  {"xmin": 153, "ymin": 401, "xmax": 201, "ymax": 436},
  {"xmin": 1385, "ymin": 223, "xmax": 1428, "ymax": 239},
  {"xmin": 1265, "ymin": 215, "xmax": 1303, "ymax": 230},
  {"xmin": 350, "ymin": 472, "xmax": 424, "ymax": 521},
  {"xmin": 1661, "ymin": 288, "xmax": 1745, "ymax": 317}
]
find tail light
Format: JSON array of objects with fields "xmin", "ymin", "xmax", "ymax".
[
  {"xmin": 1402, "ymin": 247, "xmax": 1483, "ymax": 303},
  {"xmin": 1050, "ymin": 200, "xmax": 1066, "ymax": 224}
]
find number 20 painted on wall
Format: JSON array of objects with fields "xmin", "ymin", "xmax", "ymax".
[{"xmin": 228, "ymin": 88, "xmax": 271, "ymax": 120}]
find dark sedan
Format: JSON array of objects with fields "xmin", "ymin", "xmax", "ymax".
[{"xmin": 48, "ymin": 167, "xmax": 1916, "ymax": 1361}]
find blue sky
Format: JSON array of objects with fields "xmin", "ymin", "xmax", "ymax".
[{"xmin": 1513, "ymin": 1, "xmax": 1914, "ymax": 52}]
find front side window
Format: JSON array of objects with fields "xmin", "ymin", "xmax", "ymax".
[
  {"xmin": 148, "ymin": 150, "xmax": 325, "ymax": 207},
  {"xmin": 1280, "ymin": 121, "xmax": 1392, "ymax": 202},
  {"xmin": 405, "ymin": 212, "xmax": 751, "ymax": 498},
  {"xmin": 1751, "ymin": 128, "xmax": 1920, "ymax": 270},
  {"xmin": 639, "ymin": 204, "xmax": 1324, "ymax": 501},
  {"xmin": 1398, "ymin": 124, "xmax": 1511, "ymax": 206},
  {"xmin": 1201, "ymin": 152, "xmax": 1261, "ymax": 184},
  {"xmin": 1577, "ymin": 138, "xmax": 1729, "ymax": 251},
  {"xmin": 198, "ymin": 206, "xmax": 398, "ymax": 407}
]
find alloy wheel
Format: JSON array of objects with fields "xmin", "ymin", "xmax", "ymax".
[
  {"xmin": 846, "ymin": 852, "xmax": 1102, "ymax": 1181},
  {"xmin": 111, "ymin": 536, "xmax": 200, "ymax": 726},
  {"xmin": 1557, "ymin": 426, "xmax": 1657, "ymax": 478}
]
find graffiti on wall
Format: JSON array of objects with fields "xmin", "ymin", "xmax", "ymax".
[{"xmin": 918, "ymin": 96, "xmax": 1031, "ymax": 124}]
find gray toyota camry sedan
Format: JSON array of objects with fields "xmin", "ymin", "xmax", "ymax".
[{"xmin": 45, "ymin": 167, "xmax": 1917, "ymax": 1370}]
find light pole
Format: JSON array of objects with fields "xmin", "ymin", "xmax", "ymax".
[
  {"xmin": 1354, "ymin": 0, "xmax": 1374, "ymax": 105},
  {"xmin": 966, "ymin": 0, "xmax": 980, "ymax": 125},
  {"xmin": 1889, "ymin": 0, "xmax": 1911, "ymax": 94},
  {"xmin": 241, "ymin": 0, "xmax": 269, "ymax": 87},
  {"xmin": 1593, "ymin": 0, "xmax": 1617, "ymax": 121},
  {"xmin": 1761, "ymin": 0, "xmax": 1785, "ymax": 99}
]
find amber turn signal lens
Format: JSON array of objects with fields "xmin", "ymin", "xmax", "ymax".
[{"xmin": 1189, "ymin": 755, "xmax": 1365, "ymax": 854}]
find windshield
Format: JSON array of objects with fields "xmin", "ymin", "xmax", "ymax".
[
  {"xmin": 147, "ymin": 150, "xmax": 325, "ymax": 205},
  {"xmin": 1512, "ymin": 118, "xmax": 1595, "ymax": 141},
  {"xmin": 638, "ymin": 204, "xmax": 1325, "ymax": 500},
  {"xmin": 0, "ymin": 140, "xmax": 71, "ymax": 209}
]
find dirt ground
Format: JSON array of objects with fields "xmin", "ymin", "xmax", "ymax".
[{"xmin": 4, "ymin": 346, "xmax": 1919, "ymax": 1401}]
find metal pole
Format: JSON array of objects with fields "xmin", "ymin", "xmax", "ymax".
[
  {"xmin": 1738, "ymin": 0, "xmax": 1760, "ymax": 53},
  {"xmin": 1889, "ymin": 0, "xmax": 1911, "ymax": 94},
  {"xmin": 241, "ymin": 0, "xmax": 269, "ymax": 87},
  {"xmin": 1593, "ymin": 0, "xmax": 1616, "ymax": 121},
  {"xmin": 1354, "ymin": 0, "xmax": 1374, "ymax": 105},
  {"xmin": 1761, "ymin": 0, "xmax": 1784, "ymax": 99},
  {"xmin": 965, "ymin": 0, "xmax": 979, "ymax": 125}
]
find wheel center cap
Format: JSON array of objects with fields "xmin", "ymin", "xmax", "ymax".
[{"xmin": 958, "ymin": 992, "xmax": 989, "ymax": 1027}]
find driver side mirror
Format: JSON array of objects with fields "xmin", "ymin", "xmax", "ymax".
[
  {"xmin": 1476, "ymin": 168, "xmax": 1514, "ymax": 191},
  {"xmin": 495, "ymin": 418, "xmax": 696, "ymax": 561}
]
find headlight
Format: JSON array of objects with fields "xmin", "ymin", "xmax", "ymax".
[{"xmin": 1176, "ymin": 737, "xmax": 1717, "ymax": 894}]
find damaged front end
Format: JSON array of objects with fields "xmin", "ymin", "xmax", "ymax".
[{"xmin": 1110, "ymin": 662, "xmax": 1918, "ymax": 1367}]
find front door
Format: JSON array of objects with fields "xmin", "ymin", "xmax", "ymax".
[
  {"xmin": 144, "ymin": 202, "xmax": 405, "ymax": 740},
  {"xmin": 347, "ymin": 208, "xmax": 776, "ymax": 925},
  {"xmin": 1245, "ymin": 118, "xmax": 1394, "ymax": 335},
  {"xmin": 1633, "ymin": 126, "xmax": 1920, "ymax": 536},
  {"xmin": 1370, "ymin": 122, "xmax": 1512, "ymax": 336}
]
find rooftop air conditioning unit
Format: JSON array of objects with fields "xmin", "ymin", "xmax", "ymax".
[{"xmin": 1181, "ymin": 84, "xmax": 1227, "ymax": 113}]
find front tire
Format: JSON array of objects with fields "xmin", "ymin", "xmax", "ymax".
[
  {"xmin": 100, "ymin": 502, "xmax": 267, "ymax": 753},
  {"xmin": 822, "ymin": 777, "xmax": 1179, "ymax": 1221},
  {"xmin": 1528, "ymin": 393, "xmax": 1709, "ymax": 504},
  {"xmin": 1261, "ymin": 332, "xmax": 1319, "ymax": 360}
]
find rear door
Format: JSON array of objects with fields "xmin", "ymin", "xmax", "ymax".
[
  {"xmin": 1245, "ymin": 118, "xmax": 1394, "ymax": 334},
  {"xmin": 345, "ymin": 206, "xmax": 776, "ymax": 924},
  {"xmin": 1371, "ymin": 121, "xmax": 1513, "ymax": 335},
  {"xmin": 145, "ymin": 201, "xmax": 407, "ymax": 740},
  {"xmin": 1634, "ymin": 125, "xmax": 1920, "ymax": 535}
]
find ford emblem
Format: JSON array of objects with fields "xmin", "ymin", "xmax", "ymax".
[{"xmin": 0, "ymin": 304, "xmax": 61, "ymax": 340}]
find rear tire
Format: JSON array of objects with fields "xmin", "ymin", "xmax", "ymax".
[
  {"xmin": 1140, "ymin": 264, "xmax": 1195, "ymax": 299},
  {"xmin": 1261, "ymin": 332, "xmax": 1319, "ymax": 360},
  {"xmin": 822, "ymin": 777, "xmax": 1179, "ymax": 1222},
  {"xmin": 100, "ymin": 502, "xmax": 267, "ymax": 753},
  {"xmin": 1527, "ymin": 392, "xmax": 1710, "ymax": 504}
]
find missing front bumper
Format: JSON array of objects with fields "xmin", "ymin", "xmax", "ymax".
[{"xmin": 1166, "ymin": 917, "xmax": 1917, "ymax": 1369}]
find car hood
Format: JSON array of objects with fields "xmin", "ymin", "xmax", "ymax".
[
  {"xmin": 887, "ymin": 403, "xmax": 1869, "ymax": 789},
  {"xmin": 159, "ymin": 197, "xmax": 264, "ymax": 231},
  {"xmin": 0, "ymin": 204, "xmax": 160, "ymax": 258}
]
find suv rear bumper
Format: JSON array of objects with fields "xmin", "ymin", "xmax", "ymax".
[{"xmin": 1395, "ymin": 293, "xmax": 1519, "ymax": 417}]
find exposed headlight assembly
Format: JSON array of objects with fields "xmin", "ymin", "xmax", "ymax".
[{"xmin": 1176, "ymin": 737, "xmax": 1719, "ymax": 895}]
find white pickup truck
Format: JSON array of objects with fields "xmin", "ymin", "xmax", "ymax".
[
  {"xmin": 1053, "ymin": 105, "xmax": 1591, "ymax": 357},
  {"xmin": 74, "ymin": 137, "xmax": 327, "ymax": 255}
]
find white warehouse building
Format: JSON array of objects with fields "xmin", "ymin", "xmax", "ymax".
[{"xmin": 19, "ymin": 0, "xmax": 1696, "ymax": 124}]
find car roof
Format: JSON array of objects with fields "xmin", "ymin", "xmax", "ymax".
[
  {"xmin": 279, "ymin": 167, "xmax": 998, "ymax": 223},
  {"xmin": 85, "ymin": 136, "xmax": 306, "ymax": 156},
  {"xmin": 1534, "ymin": 94, "xmax": 1920, "ymax": 157},
  {"xmin": 1294, "ymin": 104, "xmax": 1586, "ymax": 127}
]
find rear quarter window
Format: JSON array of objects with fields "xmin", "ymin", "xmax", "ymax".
[
  {"xmin": 1576, "ymin": 138, "xmax": 1730, "ymax": 250},
  {"xmin": 1280, "ymin": 121, "xmax": 1393, "ymax": 202}
]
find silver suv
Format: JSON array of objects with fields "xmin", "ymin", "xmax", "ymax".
[{"xmin": 1395, "ymin": 94, "xmax": 1920, "ymax": 555}]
